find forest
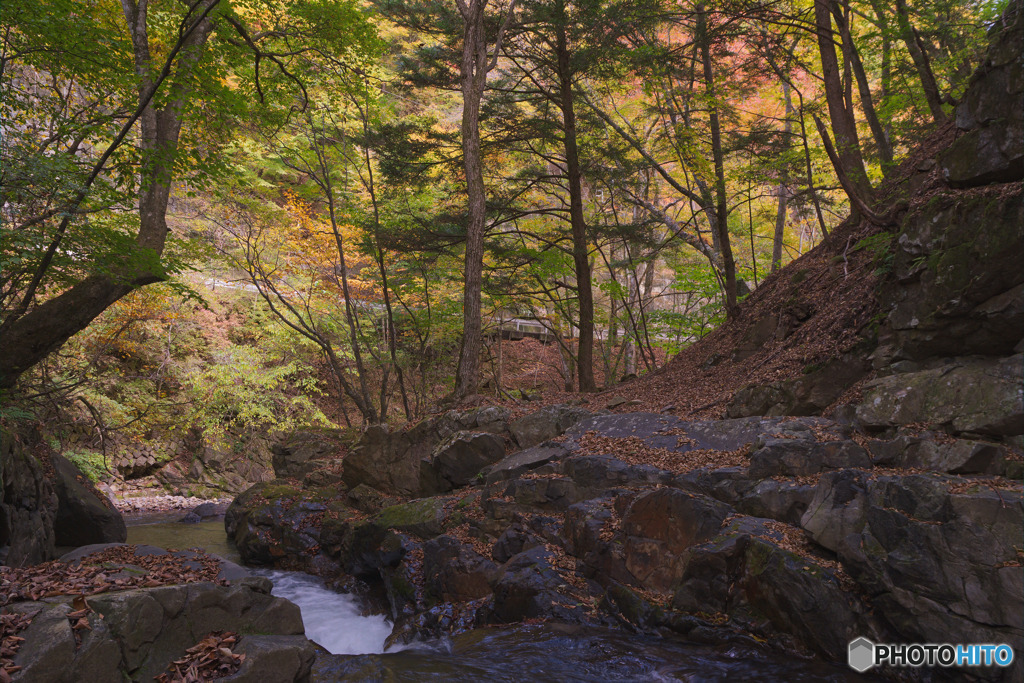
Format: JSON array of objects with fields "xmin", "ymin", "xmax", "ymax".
[
  {"xmin": 1, "ymin": 1, "xmax": 1022, "ymax": 679},
  {"xmin": 0, "ymin": 0, "xmax": 1008, "ymax": 471}
]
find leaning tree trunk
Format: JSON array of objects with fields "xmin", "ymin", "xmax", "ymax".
[{"xmin": 0, "ymin": 2, "xmax": 217, "ymax": 390}]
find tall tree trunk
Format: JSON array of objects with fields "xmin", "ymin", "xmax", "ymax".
[
  {"xmin": 893, "ymin": 0, "xmax": 947, "ymax": 124},
  {"xmin": 453, "ymin": 0, "xmax": 516, "ymax": 400},
  {"xmin": 813, "ymin": 0, "xmax": 872, "ymax": 205},
  {"xmin": 834, "ymin": 1, "xmax": 893, "ymax": 166},
  {"xmin": 555, "ymin": 17, "xmax": 596, "ymax": 392},
  {"xmin": 453, "ymin": 0, "xmax": 490, "ymax": 401},
  {"xmin": 772, "ymin": 81, "xmax": 794, "ymax": 272},
  {"xmin": 698, "ymin": 4, "xmax": 738, "ymax": 316}
]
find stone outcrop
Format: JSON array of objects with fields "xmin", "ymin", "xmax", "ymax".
[
  {"xmin": 939, "ymin": 5, "xmax": 1023, "ymax": 187},
  {"xmin": 50, "ymin": 452, "xmax": 126, "ymax": 547},
  {"xmin": 0, "ymin": 431, "xmax": 59, "ymax": 566},
  {"xmin": 8, "ymin": 545, "xmax": 315, "ymax": 683},
  {"xmin": 342, "ymin": 406, "xmax": 510, "ymax": 496},
  {"xmin": 271, "ymin": 429, "xmax": 346, "ymax": 479},
  {"xmin": 0, "ymin": 430, "xmax": 127, "ymax": 566},
  {"xmin": 856, "ymin": 355, "xmax": 1024, "ymax": 437},
  {"xmin": 509, "ymin": 404, "xmax": 593, "ymax": 449}
]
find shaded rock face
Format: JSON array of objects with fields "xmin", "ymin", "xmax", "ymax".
[
  {"xmin": 342, "ymin": 407, "xmax": 511, "ymax": 496},
  {"xmin": 0, "ymin": 431, "xmax": 127, "ymax": 564},
  {"xmin": 0, "ymin": 432, "xmax": 58, "ymax": 566},
  {"xmin": 620, "ymin": 490, "xmax": 730, "ymax": 592},
  {"xmin": 856, "ymin": 355, "xmax": 1024, "ymax": 437},
  {"xmin": 10, "ymin": 579, "xmax": 311, "ymax": 683},
  {"xmin": 226, "ymin": 483, "xmax": 340, "ymax": 567},
  {"xmin": 802, "ymin": 472, "xmax": 1023, "ymax": 661},
  {"xmin": 509, "ymin": 404, "xmax": 592, "ymax": 449},
  {"xmin": 272, "ymin": 429, "xmax": 345, "ymax": 479},
  {"xmin": 421, "ymin": 432, "xmax": 507, "ymax": 494},
  {"xmin": 727, "ymin": 354, "xmax": 870, "ymax": 419},
  {"xmin": 881, "ymin": 191, "xmax": 1024, "ymax": 362},
  {"xmin": 50, "ymin": 453, "xmax": 126, "ymax": 547},
  {"xmin": 940, "ymin": 6, "xmax": 1023, "ymax": 187},
  {"xmin": 484, "ymin": 444, "xmax": 569, "ymax": 485},
  {"xmin": 157, "ymin": 433, "xmax": 275, "ymax": 497},
  {"xmin": 673, "ymin": 516, "xmax": 879, "ymax": 662},
  {"xmin": 422, "ymin": 535, "xmax": 497, "ymax": 603}
]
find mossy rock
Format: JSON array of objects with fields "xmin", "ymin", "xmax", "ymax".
[{"xmin": 372, "ymin": 497, "xmax": 451, "ymax": 540}]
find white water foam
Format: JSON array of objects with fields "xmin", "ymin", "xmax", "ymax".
[{"xmin": 259, "ymin": 569, "xmax": 394, "ymax": 655}]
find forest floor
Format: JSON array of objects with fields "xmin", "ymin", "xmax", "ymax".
[{"xmin": 484, "ymin": 121, "xmax": 960, "ymax": 422}]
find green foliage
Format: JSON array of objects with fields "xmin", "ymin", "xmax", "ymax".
[
  {"xmin": 852, "ymin": 233, "xmax": 896, "ymax": 276},
  {"xmin": 63, "ymin": 447, "xmax": 111, "ymax": 484},
  {"xmin": 188, "ymin": 352, "xmax": 328, "ymax": 436}
]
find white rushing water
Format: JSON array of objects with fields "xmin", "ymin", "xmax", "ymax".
[{"xmin": 258, "ymin": 569, "xmax": 394, "ymax": 655}]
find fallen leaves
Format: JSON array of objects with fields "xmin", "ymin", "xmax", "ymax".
[
  {"xmin": 576, "ymin": 432, "xmax": 751, "ymax": 474},
  {"xmin": 0, "ymin": 545, "xmax": 227, "ymax": 607},
  {"xmin": 154, "ymin": 631, "xmax": 245, "ymax": 682},
  {"xmin": 0, "ymin": 611, "xmax": 31, "ymax": 682}
]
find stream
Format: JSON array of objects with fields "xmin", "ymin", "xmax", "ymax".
[{"xmin": 126, "ymin": 516, "xmax": 867, "ymax": 681}]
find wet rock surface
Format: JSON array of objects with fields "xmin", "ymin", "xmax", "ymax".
[
  {"xmin": 224, "ymin": 407, "xmax": 1023, "ymax": 679},
  {"xmin": 6, "ymin": 544, "xmax": 314, "ymax": 683}
]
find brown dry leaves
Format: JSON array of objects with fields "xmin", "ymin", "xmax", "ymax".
[
  {"xmin": 0, "ymin": 545, "xmax": 226, "ymax": 606},
  {"xmin": 0, "ymin": 611, "xmax": 31, "ymax": 682},
  {"xmin": 154, "ymin": 631, "xmax": 244, "ymax": 682},
  {"xmin": 576, "ymin": 432, "xmax": 750, "ymax": 474},
  {"xmin": 948, "ymin": 477, "xmax": 1023, "ymax": 495}
]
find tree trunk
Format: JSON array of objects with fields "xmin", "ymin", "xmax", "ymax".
[
  {"xmin": 453, "ymin": 0, "xmax": 490, "ymax": 401},
  {"xmin": 0, "ymin": 1, "xmax": 217, "ymax": 390},
  {"xmin": 834, "ymin": 0, "xmax": 893, "ymax": 166},
  {"xmin": 893, "ymin": 0, "xmax": 947, "ymax": 124},
  {"xmin": 813, "ymin": 0, "xmax": 872, "ymax": 202},
  {"xmin": 698, "ymin": 4, "xmax": 738, "ymax": 316},
  {"xmin": 555, "ymin": 18, "xmax": 596, "ymax": 392},
  {"xmin": 772, "ymin": 81, "xmax": 794, "ymax": 272}
]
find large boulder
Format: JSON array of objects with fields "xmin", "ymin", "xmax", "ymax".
[
  {"xmin": 341, "ymin": 421, "xmax": 434, "ymax": 496},
  {"xmin": 509, "ymin": 404, "xmax": 592, "ymax": 449},
  {"xmin": 619, "ymin": 489, "xmax": 731, "ymax": 592},
  {"xmin": 801, "ymin": 470, "xmax": 1024, "ymax": 662},
  {"xmin": 747, "ymin": 438, "xmax": 869, "ymax": 479},
  {"xmin": 372, "ymin": 497, "xmax": 452, "ymax": 540},
  {"xmin": 225, "ymin": 482, "xmax": 341, "ymax": 567},
  {"xmin": 10, "ymin": 579, "xmax": 310, "ymax": 683},
  {"xmin": 420, "ymin": 431, "xmax": 507, "ymax": 494},
  {"xmin": 483, "ymin": 443, "xmax": 569, "ymax": 485},
  {"xmin": 422, "ymin": 535, "xmax": 498, "ymax": 603},
  {"xmin": 866, "ymin": 434, "xmax": 1013, "ymax": 475},
  {"xmin": 880, "ymin": 190, "xmax": 1024, "ymax": 361},
  {"xmin": 272, "ymin": 429, "xmax": 345, "ymax": 479},
  {"xmin": 343, "ymin": 407, "xmax": 511, "ymax": 496},
  {"xmin": 727, "ymin": 354, "xmax": 869, "ymax": 418},
  {"xmin": 50, "ymin": 453, "xmax": 126, "ymax": 547},
  {"xmin": 855, "ymin": 355, "xmax": 1024, "ymax": 436},
  {"xmin": 489, "ymin": 546, "xmax": 580, "ymax": 624},
  {"xmin": 674, "ymin": 516, "xmax": 880, "ymax": 661}
]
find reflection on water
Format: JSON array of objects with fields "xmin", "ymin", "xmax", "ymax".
[
  {"xmin": 126, "ymin": 519, "xmax": 243, "ymax": 565},
  {"xmin": 314, "ymin": 624, "xmax": 868, "ymax": 682}
]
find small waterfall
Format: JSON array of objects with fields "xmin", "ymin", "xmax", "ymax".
[{"xmin": 256, "ymin": 569, "xmax": 394, "ymax": 655}]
